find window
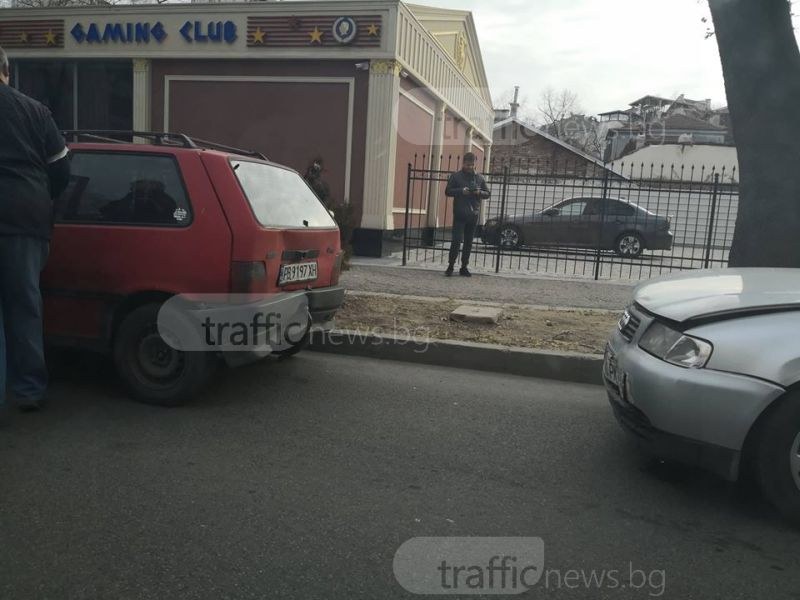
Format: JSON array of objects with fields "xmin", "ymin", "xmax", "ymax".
[
  {"xmin": 604, "ymin": 200, "xmax": 636, "ymax": 216},
  {"xmin": 232, "ymin": 160, "xmax": 337, "ymax": 228},
  {"xmin": 558, "ymin": 200, "xmax": 588, "ymax": 217},
  {"xmin": 14, "ymin": 60, "xmax": 132, "ymax": 131},
  {"xmin": 56, "ymin": 153, "xmax": 191, "ymax": 227}
]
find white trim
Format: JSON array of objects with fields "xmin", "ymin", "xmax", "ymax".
[
  {"xmin": 399, "ymin": 88, "xmax": 435, "ymax": 117},
  {"xmin": 164, "ymin": 75, "xmax": 355, "ymax": 203},
  {"xmin": 392, "ymin": 208, "xmax": 426, "ymax": 214},
  {"xmin": 47, "ymin": 147, "xmax": 69, "ymax": 164}
]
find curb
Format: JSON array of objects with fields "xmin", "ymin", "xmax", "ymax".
[{"xmin": 308, "ymin": 329, "xmax": 603, "ymax": 385}]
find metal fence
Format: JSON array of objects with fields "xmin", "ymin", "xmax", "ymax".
[{"xmin": 401, "ymin": 156, "xmax": 738, "ymax": 281}]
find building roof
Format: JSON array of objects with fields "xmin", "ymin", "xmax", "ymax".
[
  {"xmin": 661, "ymin": 114, "xmax": 727, "ymax": 131},
  {"xmin": 493, "ymin": 116, "xmax": 617, "ymax": 174}
]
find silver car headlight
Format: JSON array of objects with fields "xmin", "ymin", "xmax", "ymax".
[{"xmin": 638, "ymin": 321, "xmax": 713, "ymax": 369}]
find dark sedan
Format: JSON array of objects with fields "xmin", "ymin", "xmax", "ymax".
[{"xmin": 481, "ymin": 197, "xmax": 673, "ymax": 257}]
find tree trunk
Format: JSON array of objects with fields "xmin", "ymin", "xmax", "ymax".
[{"xmin": 709, "ymin": 0, "xmax": 800, "ymax": 267}]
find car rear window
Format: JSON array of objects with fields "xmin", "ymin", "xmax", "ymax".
[
  {"xmin": 56, "ymin": 152, "xmax": 191, "ymax": 227},
  {"xmin": 231, "ymin": 160, "xmax": 337, "ymax": 229}
]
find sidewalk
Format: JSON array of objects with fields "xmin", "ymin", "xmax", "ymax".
[{"xmin": 341, "ymin": 261, "xmax": 634, "ymax": 310}]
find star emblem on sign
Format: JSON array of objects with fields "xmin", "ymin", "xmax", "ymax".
[
  {"xmin": 251, "ymin": 27, "xmax": 266, "ymax": 44},
  {"xmin": 367, "ymin": 24, "xmax": 380, "ymax": 36},
  {"xmin": 45, "ymin": 30, "xmax": 57, "ymax": 46},
  {"xmin": 308, "ymin": 26, "xmax": 323, "ymax": 44},
  {"xmin": 19, "ymin": 31, "xmax": 29, "ymax": 43}
]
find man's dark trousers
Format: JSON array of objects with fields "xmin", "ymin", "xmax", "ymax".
[
  {"xmin": 0, "ymin": 235, "xmax": 49, "ymax": 406},
  {"xmin": 449, "ymin": 215, "xmax": 479, "ymax": 268}
]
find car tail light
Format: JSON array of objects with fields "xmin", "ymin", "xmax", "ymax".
[
  {"xmin": 230, "ymin": 261, "xmax": 268, "ymax": 293},
  {"xmin": 331, "ymin": 252, "xmax": 344, "ymax": 286}
]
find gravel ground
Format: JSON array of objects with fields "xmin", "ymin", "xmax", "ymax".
[
  {"xmin": 336, "ymin": 294, "xmax": 618, "ymax": 354},
  {"xmin": 340, "ymin": 264, "xmax": 635, "ymax": 310}
]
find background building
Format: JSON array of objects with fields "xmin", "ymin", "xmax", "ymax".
[{"xmin": 2, "ymin": 0, "xmax": 494, "ymax": 256}]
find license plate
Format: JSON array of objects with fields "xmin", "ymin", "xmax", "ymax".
[
  {"xmin": 279, "ymin": 261, "xmax": 318, "ymax": 286},
  {"xmin": 603, "ymin": 345, "xmax": 620, "ymax": 387}
]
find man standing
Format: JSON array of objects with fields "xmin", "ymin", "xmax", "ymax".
[
  {"xmin": 0, "ymin": 46, "xmax": 70, "ymax": 423},
  {"xmin": 444, "ymin": 152, "xmax": 491, "ymax": 277}
]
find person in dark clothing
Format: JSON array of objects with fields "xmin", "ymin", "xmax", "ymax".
[
  {"xmin": 0, "ymin": 46, "xmax": 70, "ymax": 423},
  {"xmin": 444, "ymin": 152, "xmax": 491, "ymax": 277}
]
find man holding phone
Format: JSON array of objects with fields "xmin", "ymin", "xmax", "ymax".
[{"xmin": 444, "ymin": 152, "xmax": 491, "ymax": 277}]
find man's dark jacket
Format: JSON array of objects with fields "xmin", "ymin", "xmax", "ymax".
[
  {"xmin": 445, "ymin": 170, "xmax": 491, "ymax": 221},
  {"xmin": 0, "ymin": 84, "xmax": 70, "ymax": 239}
]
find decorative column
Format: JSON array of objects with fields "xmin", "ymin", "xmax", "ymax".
[
  {"xmin": 464, "ymin": 126, "xmax": 474, "ymax": 157},
  {"xmin": 132, "ymin": 59, "xmax": 151, "ymax": 136},
  {"xmin": 425, "ymin": 100, "xmax": 446, "ymax": 230},
  {"xmin": 479, "ymin": 141, "xmax": 494, "ymax": 224},
  {"xmin": 360, "ymin": 59, "xmax": 402, "ymax": 231}
]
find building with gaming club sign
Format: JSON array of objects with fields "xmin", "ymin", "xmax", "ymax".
[{"xmin": 1, "ymin": 1, "xmax": 493, "ymax": 256}]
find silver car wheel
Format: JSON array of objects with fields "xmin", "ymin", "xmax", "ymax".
[
  {"xmin": 619, "ymin": 234, "xmax": 642, "ymax": 256},
  {"xmin": 500, "ymin": 227, "xmax": 519, "ymax": 248},
  {"xmin": 790, "ymin": 432, "xmax": 800, "ymax": 491}
]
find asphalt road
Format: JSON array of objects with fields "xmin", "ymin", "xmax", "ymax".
[{"xmin": 1, "ymin": 352, "xmax": 798, "ymax": 599}]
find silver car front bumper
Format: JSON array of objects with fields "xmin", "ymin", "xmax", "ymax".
[{"xmin": 605, "ymin": 306, "xmax": 785, "ymax": 481}]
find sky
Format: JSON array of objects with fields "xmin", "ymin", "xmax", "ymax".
[{"xmin": 416, "ymin": 0, "xmax": 728, "ymax": 118}]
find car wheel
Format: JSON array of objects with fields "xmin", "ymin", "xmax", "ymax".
[
  {"xmin": 498, "ymin": 225, "xmax": 523, "ymax": 249},
  {"xmin": 754, "ymin": 393, "xmax": 800, "ymax": 526},
  {"xmin": 274, "ymin": 326, "xmax": 312, "ymax": 359},
  {"xmin": 113, "ymin": 303, "xmax": 216, "ymax": 406},
  {"xmin": 615, "ymin": 232, "xmax": 644, "ymax": 258}
]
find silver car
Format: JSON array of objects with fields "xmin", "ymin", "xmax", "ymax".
[{"xmin": 605, "ymin": 268, "xmax": 800, "ymax": 524}]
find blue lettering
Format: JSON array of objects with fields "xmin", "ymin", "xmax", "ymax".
[
  {"xmin": 223, "ymin": 21, "xmax": 237, "ymax": 44},
  {"xmin": 151, "ymin": 21, "xmax": 167, "ymax": 43},
  {"xmin": 180, "ymin": 21, "xmax": 193, "ymax": 42},
  {"xmin": 86, "ymin": 23, "xmax": 101, "ymax": 43},
  {"xmin": 193, "ymin": 21, "xmax": 207, "ymax": 42},
  {"xmin": 207, "ymin": 21, "xmax": 222, "ymax": 42},
  {"xmin": 70, "ymin": 23, "xmax": 85, "ymax": 43},
  {"xmin": 102, "ymin": 23, "xmax": 126, "ymax": 43},
  {"xmin": 135, "ymin": 22, "xmax": 150, "ymax": 43}
]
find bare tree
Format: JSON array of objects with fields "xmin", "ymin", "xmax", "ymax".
[
  {"xmin": 537, "ymin": 88, "xmax": 580, "ymax": 131},
  {"xmin": 709, "ymin": 0, "xmax": 800, "ymax": 267},
  {"xmin": 536, "ymin": 87, "xmax": 602, "ymax": 156}
]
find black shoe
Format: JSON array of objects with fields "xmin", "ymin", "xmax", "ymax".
[
  {"xmin": 17, "ymin": 397, "xmax": 46, "ymax": 413},
  {"xmin": 445, "ymin": 266, "xmax": 454, "ymax": 277},
  {"xmin": 459, "ymin": 267, "xmax": 472, "ymax": 277}
]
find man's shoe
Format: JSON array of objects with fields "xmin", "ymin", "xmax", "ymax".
[
  {"xmin": 17, "ymin": 397, "xmax": 46, "ymax": 413},
  {"xmin": 459, "ymin": 267, "xmax": 472, "ymax": 277},
  {"xmin": 445, "ymin": 265, "xmax": 454, "ymax": 277}
]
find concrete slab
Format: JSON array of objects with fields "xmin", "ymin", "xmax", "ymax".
[{"xmin": 450, "ymin": 305, "xmax": 503, "ymax": 324}]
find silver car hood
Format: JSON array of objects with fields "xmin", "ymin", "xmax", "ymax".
[{"xmin": 634, "ymin": 268, "xmax": 800, "ymax": 323}]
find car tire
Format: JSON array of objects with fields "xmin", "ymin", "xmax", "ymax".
[
  {"xmin": 113, "ymin": 303, "xmax": 216, "ymax": 406},
  {"xmin": 614, "ymin": 232, "xmax": 644, "ymax": 258},
  {"xmin": 754, "ymin": 392, "xmax": 800, "ymax": 527},
  {"xmin": 498, "ymin": 224, "xmax": 523, "ymax": 249},
  {"xmin": 274, "ymin": 326, "xmax": 312, "ymax": 359}
]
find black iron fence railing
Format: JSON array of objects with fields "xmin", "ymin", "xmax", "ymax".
[{"xmin": 401, "ymin": 156, "xmax": 738, "ymax": 281}]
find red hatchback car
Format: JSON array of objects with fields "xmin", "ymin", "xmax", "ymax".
[{"xmin": 45, "ymin": 131, "xmax": 345, "ymax": 405}]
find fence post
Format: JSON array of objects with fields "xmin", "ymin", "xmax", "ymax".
[
  {"xmin": 495, "ymin": 165, "xmax": 510, "ymax": 274},
  {"xmin": 402, "ymin": 162, "xmax": 412, "ymax": 267},
  {"xmin": 704, "ymin": 172, "xmax": 720, "ymax": 269},
  {"xmin": 593, "ymin": 166, "xmax": 611, "ymax": 280}
]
